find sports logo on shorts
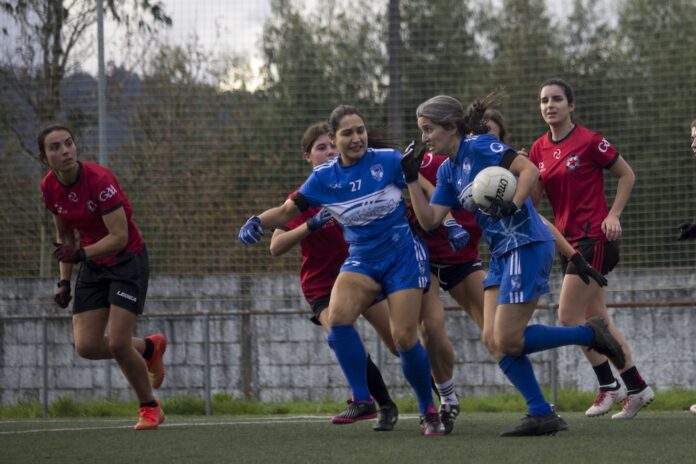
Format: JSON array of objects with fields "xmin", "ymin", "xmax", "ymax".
[
  {"xmin": 370, "ymin": 164, "xmax": 384, "ymax": 181},
  {"xmin": 566, "ymin": 155, "xmax": 580, "ymax": 170},
  {"xmin": 510, "ymin": 275, "xmax": 522, "ymax": 291}
]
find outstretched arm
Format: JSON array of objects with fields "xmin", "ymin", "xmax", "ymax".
[{"xmin": 239, "ymin": 199, "xmax": 302, "ymax": 245}]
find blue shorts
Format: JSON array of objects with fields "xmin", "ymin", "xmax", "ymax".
[
  {"xmin": 483, "ymin": 241, "xmax": 554, "ymax": 305},
  {"xmin": 341, "ymin": 237, "xmax": 430, "ymax": 296}
]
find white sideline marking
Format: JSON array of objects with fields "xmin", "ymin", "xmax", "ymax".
[{"xmin": 0, "ymin": 415, "xmax": 421, "ymax": 435}]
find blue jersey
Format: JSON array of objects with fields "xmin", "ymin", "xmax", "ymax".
[
  {"xmin": 299, "ymin": 148, "xmax": 413, "ymax": 260},
  {"xmin": 431, "ymin": 134, "xmax": 553, "ymax": 257}
]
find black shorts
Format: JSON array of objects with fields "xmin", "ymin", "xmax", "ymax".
[
  {"xmin": 309, "ymin": 294, "xmax": 331, "ymax": 326},
  {"xmin": 73, "ymin": 247, "xmax": 149, "ymax": 315},
  {"xmin": 308, "ymin": 292, "xmax": 387, "ymax": 326},
  {"xmin": 561, "ymin": 238, "xmax": 620, "ymax": 276},
  {"xmin": 430, "ymin": 259, "xmax": 484, "ymax": 291}
]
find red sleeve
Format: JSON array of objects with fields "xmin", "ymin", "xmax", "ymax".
[
  {"xmin": 93, "ymin": 171, "xmax": 125, "ymax": 214},
  {"xmin": 589, "ymin": 132, "xmax": 618, "ymax": 168}
]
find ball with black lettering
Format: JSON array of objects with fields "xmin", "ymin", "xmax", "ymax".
[{"xmin": 471, "ymin": 166, "xmax": 517, "ymax": 209}]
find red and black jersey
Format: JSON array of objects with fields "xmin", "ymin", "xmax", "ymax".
[
  {"xmin": 284, "ymin": 192, "xmax": 348, "ymax": 305},
  {"xmin": 529, "ymin": 125, "xmax": 619, "ymax": 244},
  {"xmin": 41, "ymin": 161, "xmax": 145, "ymax": 267},
  {"xmin": 413, "ymin": 153, "xmax": 482, "ymax": 264}
]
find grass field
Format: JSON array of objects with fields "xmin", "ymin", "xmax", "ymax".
[{"xmin": 2, "ymin": 411, "xmax": 694, "ymax": 464}]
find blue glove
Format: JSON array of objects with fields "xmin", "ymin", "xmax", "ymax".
[
  {"xmin": 306, "ymin": 208, "xmax": 332, "ymax": 232},
  {"xmin": 443, "ymin": 218, "xmax": 469, "ymax": 252},
  {"xmin": 238, "ymin": 216, "xmax": 264, "ymax": 244}
]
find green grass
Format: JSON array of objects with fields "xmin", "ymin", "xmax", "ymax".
[
  {"xmin": 1, "ymin": 412, "xmax": 694, "ymax": 464},
  {"xmin": 1, "ymin": 388, "xmax": 695, "ymax": 419}
]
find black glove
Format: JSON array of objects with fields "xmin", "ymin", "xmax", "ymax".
[
  {"xmin": 54, "ymin": 279, "xmax": 72, "ymax": 308},
  {"xmin": 53, "ymin": 242, "xmax": 86, "ymax": 263},
  {"xmin": 570, "ymin": 251, "xmax": 608, "ymax": 287},
  {"xmin": 400, "ymin": 141, "xmax": 426, "ymax": 184},
  {"xmin": 484, "ymin": 196, "xmax": 520, "ymax": 218},
  {"xmin": 677, "ymin": 223, "xmax": 696, "ymax": 240}
]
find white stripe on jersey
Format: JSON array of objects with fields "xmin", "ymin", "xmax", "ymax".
[{"xmin": 327, "ymin": 184, "xmax": 403, "ymax": 227}]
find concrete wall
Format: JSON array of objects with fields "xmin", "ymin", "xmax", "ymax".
[{"xmin": 1, "ymin": 270, "xmax": 695, "ymax": 405}]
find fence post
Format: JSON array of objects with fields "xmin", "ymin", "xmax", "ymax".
[
  {"xmin": 548, "ymin": 303, "xmax": 559, "ymax": 407},
  {"xmin": 41, "ymin": 317, "xmax": 48, "ymax": 418},
  {"xmin": 105, "ymin": 360, "xmax": 112, "ymax": 401},
  {"xmin": 204, "ymin": 309, "xmax": 212, "ymax": 416}
]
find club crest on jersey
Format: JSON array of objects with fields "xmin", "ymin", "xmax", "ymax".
[
  {"xmin": 370, "ymin": 164, "xmax": 384, "ymax": 181},
  {"xmin": 565, "ymin": 155, "xmax": 580, "ymax": 170},
  {"xmin": 68, "ymin": 192, "xmax": 78, "ymax": 202}
]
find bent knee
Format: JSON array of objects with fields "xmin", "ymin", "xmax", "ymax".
[
  {"xmin": 74, "ymin": 341, "xmax": 101, "ymax": 360},
  {"xmin": 392, "ymin": 328, "xmax": 418, "ymax": 351},
  {"xmin": 495, "ymin": 335, "xmax": 523, "ymax": 356}
]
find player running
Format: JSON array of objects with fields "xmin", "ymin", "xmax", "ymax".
[
  {"xmin": 529, "ymin": 78, "xmax": 653, "ymax": 419},
  {"xmin": 239, "ymin": 105, "xmax": 445, "ymax": 436},
  {"xmin": 404, "ymin": 92, "xmax": 626, "ymax": 436},
  {"xmin": 39, "ymin": 123, "xmax": 166, "ymax": 430},
  {"xmin": 269, "ymin": 122, "xmax": 399, "ymax": 431}
]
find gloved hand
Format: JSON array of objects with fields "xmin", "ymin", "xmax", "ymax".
[
  {"xmin": 400, "ymin": 141, "xmax": 426, "ymax": 184},
  {"xmin": 238, "ymin": 216, "xmax": 264, "ymax": 244},
  {"xmin": 443, "ymin": 218, "xmax": 469, "ymax": 252},
  {"xmin": 53, "ymin": 242, "xmax": 86, "ymax": 263},
  {"xmin": 570, "ymin": 251, "xmax": 608, "ymax": 287},
  {"xmin": 306, "ymin": 208, "xmax": 332, "ymax": 232},
  {"xmin": 677, "ymin": 223, "xmax": 696, "ymax": 240},
  {"xmin": 54, "ymin": 279, "xmax": 72, "ymax": 308},
  {"xmin": 484, "ymin": 196, "xmax": 520, "ymax": 218}
]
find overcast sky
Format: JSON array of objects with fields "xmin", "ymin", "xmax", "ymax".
[{"xmin": 2, "ymin": 0, "xmax": 598, "ymax": 85}]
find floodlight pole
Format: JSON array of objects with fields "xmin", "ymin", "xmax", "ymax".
[{"xmin": 97, "ymin": 0, "xmax": 108, "ymax": 167}]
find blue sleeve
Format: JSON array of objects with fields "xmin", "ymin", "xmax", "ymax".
[
  {"xmin": 297, "ymin": 173, "xmax": 322, "ymax": 208},
  {"xmin": 431, "ymin": 162, "xmax": 460, "ymax": 208}
]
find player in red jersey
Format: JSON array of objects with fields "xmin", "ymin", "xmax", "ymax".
[
  {"xmin": 39, "ymin": 124, "xmax": 165, "ymax": 430},
  {"xmin": 269, "ymin": 122, "xmax": 399, "ymax": 431},
  {"xmin": 676, "ymin": 119, "xmax": 696, "ymax": 415},
  {"xmin": 529, "ymin": 79, "xmax": 653, "ymax": 419},
  {"xmin": 409, "ymin": 151, "xmax": 483, "ymax": 434}
]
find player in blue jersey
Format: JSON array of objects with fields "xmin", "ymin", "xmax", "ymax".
[
  {"xmin": 403, "ymin": 92, "xmax": 627, "ymax": 436},
  {"xmin": 269, "ymin": 121, "xmax": 399, "ymax": 431},
  {"xmin": 239, "ymin": 105, "xmax": 445, "ymax": 436}
]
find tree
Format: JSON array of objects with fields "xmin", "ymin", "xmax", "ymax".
[
  {"xmin": 0, "ymin": 0, "xmax": 171, "ymax": 277},
  {"xmin": 0, "ymin": 0, "xmax": 171, "ymax": 156}
]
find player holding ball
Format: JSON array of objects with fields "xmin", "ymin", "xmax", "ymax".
[{"xmin": 404, "ymin": 92, "xmax": 626, "ymax": 436}]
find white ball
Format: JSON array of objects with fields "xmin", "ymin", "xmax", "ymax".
[{"xmin": 472, "ymin": 166, "xmax": 517, "ymax": 209}]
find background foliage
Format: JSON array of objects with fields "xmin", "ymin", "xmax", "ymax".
[{"xmin": 1, "ymin": 0, "xmax": 696, "ymax": 279}]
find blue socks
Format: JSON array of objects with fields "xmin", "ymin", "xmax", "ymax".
[
  {"xmin": 499, "ymin": 355, "xmax": 552, "ymax": 416},
  {"xmin": 522, "ymin": 324, "xmax": 594, "ymax": 355},
  {"xmin": 327, "ymin": 325, "xmax": 370, "ymax": 402},
  {"xmin": 398, "ymin": 341, "xmax": 434, "ymax": 415}
]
